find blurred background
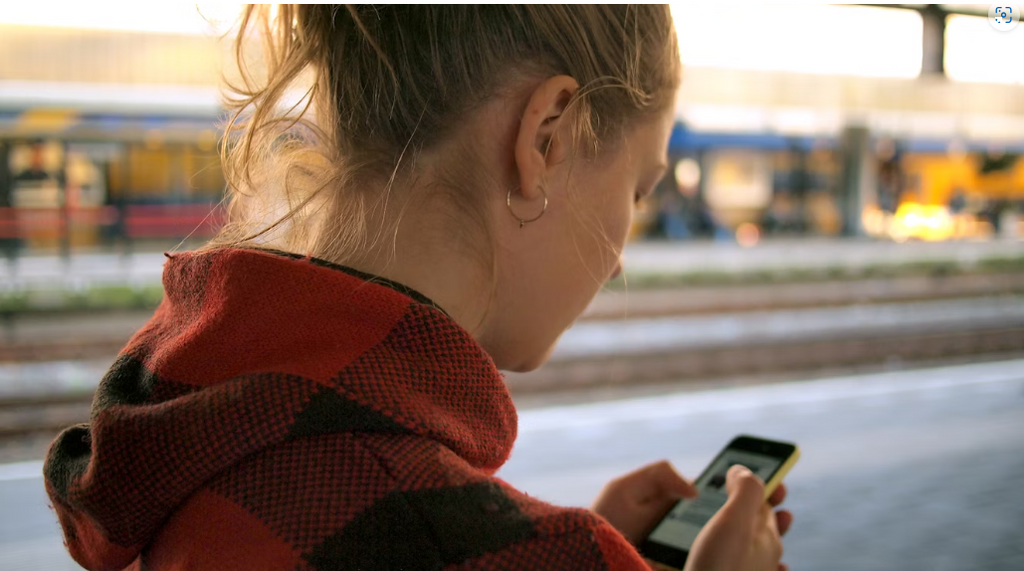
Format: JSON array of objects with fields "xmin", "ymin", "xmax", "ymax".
[{"xmin": 1, "ymin": 4, "xmax": 1022, "ymax": 570}]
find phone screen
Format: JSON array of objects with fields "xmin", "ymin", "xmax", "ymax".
[{"xmin": 645, "ymin": 448, "xmax": 785, "ymax": 555}]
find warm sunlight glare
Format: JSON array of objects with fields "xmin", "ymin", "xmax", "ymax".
[
  {"xmin": 670, "ymin": 4, "xmax": 923, "ymax": 78},
  {"xmin": 0, "ymin": 3, "xmax": 243, "ymax": 36},
  {"xmin": 945, "ymin": 15, "xmax": 1024, "ymax": 84}
]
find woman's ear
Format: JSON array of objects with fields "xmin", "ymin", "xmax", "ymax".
[{"xmin": 514, "ymin": 75, "xmax": 579, "ymax": 201}]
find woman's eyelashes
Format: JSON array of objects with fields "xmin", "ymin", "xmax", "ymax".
[{"xmin": 634, "ymin": 185, "xmax": 653, "ymax": 206}]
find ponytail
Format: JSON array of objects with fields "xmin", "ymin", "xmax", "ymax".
[{"xmin": 209, "ymin": 5, "xmax": 680, "ymax": 264}]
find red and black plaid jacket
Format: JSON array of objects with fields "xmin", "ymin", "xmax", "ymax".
[{"xmin": 44, "ymin": 248, "xmax": 649, "ymax": 570}]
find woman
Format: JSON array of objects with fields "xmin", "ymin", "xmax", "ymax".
[{"xmin": 45, "ymin": 6, "xmax": 791, "ymax": 570}]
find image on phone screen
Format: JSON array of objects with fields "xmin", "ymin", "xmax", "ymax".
[{"xmin": 646, "ymin": 449, "xmax": 784, "ymax": 555}]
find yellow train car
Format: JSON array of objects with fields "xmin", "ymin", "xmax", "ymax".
[
  {"xmin": 895, "ymin": 151, "xmax": 1024, "ymax": 241},
  {"xmin": 901, "ymin": 152, "xmax": 1024, "ymax": 206}
]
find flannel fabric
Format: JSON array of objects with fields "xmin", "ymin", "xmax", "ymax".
[{"xmin": 44, "ymin": 248, "xmax": 649, "ymax": 570}]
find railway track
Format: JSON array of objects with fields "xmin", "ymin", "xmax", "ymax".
[
  {"xmin": 0, "ymin": 392, "xmax": 91, "ymax": 446},
  {"xmin": 504, "ymin": 324, "xmax": 1024, "ymax": 393},
  {"xmin": 582, "ymin": 272, "xmax": 1024, "ymax": 320},
  {"xmin": 3, "ymin": 273, "xmax": 1023, "ymax": 455},
  {"xmin": 3, "ymin": 321, "xmax": 1023, "ymax": 453},
  {"xmin": 3, "ymin": 271, "xmax": 1024, "ymax": 363}
]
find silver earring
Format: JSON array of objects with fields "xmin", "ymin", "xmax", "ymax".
[{"xmin": 506, "ymin": 186, "xmax": 548, "ymax": 228}]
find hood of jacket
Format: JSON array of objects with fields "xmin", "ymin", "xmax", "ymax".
[{"xmin": 43, "ymin": 247, "xmax": 517, "ymax": 571}]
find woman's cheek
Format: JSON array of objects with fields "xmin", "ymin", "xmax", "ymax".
[{"xmin": 614, "ymin": 201, "xmax": 635, "ymax": 250}]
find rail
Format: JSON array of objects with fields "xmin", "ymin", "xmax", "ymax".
[
  {"xmin": 4, "ymin": 272, "xmax": 1024, "ymax": 362},
  {"xmin": 3, "ymin": 318, "xmax": 1023, "ymax": 454}
]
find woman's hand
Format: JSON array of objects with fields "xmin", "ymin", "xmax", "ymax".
[
  {"xmin": 591, "ymin": 460, "xmax": 697, "ymax": 545},
  {"xmin": 684, "ymin": 465, "xmax": 793, "ymax": 571}
]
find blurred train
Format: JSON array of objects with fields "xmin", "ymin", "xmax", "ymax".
[
  {"xmin": 0, "ymin": 85, "xmax": 226, "ymax": 252},
  {"xmin": 2, "ymin": 89, "xmax": 1023, "ymax": 252},
  {"xmin": 643, "ymin": 127, "xmax": 1024, "ymax": 245}
]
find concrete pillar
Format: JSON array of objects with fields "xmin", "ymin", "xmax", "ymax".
[
  {"xmin": 838, "ymin": 126, "xmax": 876, "ymax": 237},
  {"xmin": 921, "ymin": 5, "xmax": 947, "ymax": 77}
]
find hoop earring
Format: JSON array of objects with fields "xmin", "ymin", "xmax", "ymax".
[{"xmin": 506, "ymin": 186, "xmax": 548, "ymax": 228}]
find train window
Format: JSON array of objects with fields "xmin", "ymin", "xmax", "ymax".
[
  {"xmin": 181, "ymin": 145, "xmax": 225, "ymax": 198},
  {"xmin": 8, "ymin": 140, "xmax": 63, "ymax": 208},
  {"xmin": 127, "ymin": 145, "xmax": 173, "ymax": 196},
  {"xmin": 64, "ymin": 151, "xmax": 105, "ymax": 207},
  {"xmin": 107, "ymin": 153, "xmax": 126, "ymax": 200}
]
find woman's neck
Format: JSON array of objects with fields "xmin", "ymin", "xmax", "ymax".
[{"xmin": 339, "ymin": 187, "xmax": 497, "ymax": 348}]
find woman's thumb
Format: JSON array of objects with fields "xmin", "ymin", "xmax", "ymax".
[{"xmin": 724, "ymin": 464, "xmax": 765, "ymax": 517}]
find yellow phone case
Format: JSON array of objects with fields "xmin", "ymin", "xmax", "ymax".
[
  {"xmin": 762, "ymin": 445, "xmax": 800, "ymax": 500},
  {"xmin": 647, "ymin": 443, "xmax": 801, "ymax": 571}
]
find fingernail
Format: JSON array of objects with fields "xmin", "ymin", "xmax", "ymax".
[{"xmin": 731, "ymin": 465, "xmax": 753, "ymax": 477}]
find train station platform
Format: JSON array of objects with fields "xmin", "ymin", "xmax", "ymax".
[
  {"xmin": 3, "ymin": 238, "xmax": 1022, "ymax": 294},
  {"xmin": 4, "ymin": 358, "xmax": 1024, "ymax": 571},
  {"xmin": 621, "ymin": 237, "xmax": 1023, "ymax": 276}
]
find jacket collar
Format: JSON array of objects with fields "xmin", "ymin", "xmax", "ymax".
[{"xmin": 45, "ymin": 247, "xmax": 517, "ymax": 569}]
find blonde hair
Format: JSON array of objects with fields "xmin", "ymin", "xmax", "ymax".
[{"xmin": 210, "ymin": 5, "xmax": 680, "ymax": 265}]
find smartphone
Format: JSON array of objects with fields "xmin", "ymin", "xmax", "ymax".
[{"xmin": 639, "ymin": 435, "xmax": 800, "ymax": 571}]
